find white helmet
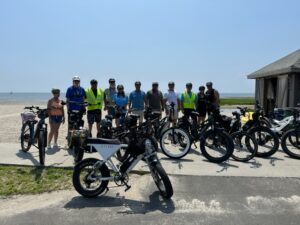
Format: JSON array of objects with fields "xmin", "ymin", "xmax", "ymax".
[{"xmin": 72, "ymin": 76, "xmax": 80, "ymax": 81}]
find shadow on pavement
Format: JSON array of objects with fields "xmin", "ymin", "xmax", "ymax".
[
  {"xmin": 64, "ymin": 191, "xmax": 175, "ymax": 214},
  {"xmin": 269, "ymin": 156, "xmax": 284, "ymax": 166},
  {"xmin": 16, "ymin": 149, "xmax": 40, "ymax": 165}
]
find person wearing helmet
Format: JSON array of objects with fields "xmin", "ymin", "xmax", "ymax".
[
  {"xmin": 163, "ymin": 81, "xmax": 180, "ymax": 126},
  {"xmin": 181, "ymin": 82, "xmax": 197, "ymax": 122},
  {"xmin": 196, "ymin": 86, "xmax": 207, "ymax": 124},
  {"xmin": 66, "ymin": 76, "xmax": 86, "ymax": 129},
  {"xmin": 104, "ymin": 78, "xmax": 117, "ymax": 117},
  {"xmin": 85, "ymin": 79, "xmax": 104, "ymax": 137},
  {"xmin": 129, "ymin": 81, "xmax": 146, "ymax": 125},
  {"xmin": 113, "ymin": 84, "xmax": 128, "ymax": 127},
  {"xmin": 205, "ymin": 81, "xmax": 220, "ymax": 115}
]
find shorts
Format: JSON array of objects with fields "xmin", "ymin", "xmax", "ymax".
[
  {"xmin": 131, "ymin": 110, "xmax": 144, "ymax": 123},
  {"xmin": 50, "ymin": 115, "xmax": 63, "ymax": 124},
  {"xmin": 87, "ymin": 110, "xmax": 102, "ymax": 124},
  {"xmin": 166, "ymin": 108, "xmax": 178, "ymax": 120}
]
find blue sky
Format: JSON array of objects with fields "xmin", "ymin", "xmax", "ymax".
[{"xmin": 0, "ymin": 0, "xmax": 299, "ymax": 93}]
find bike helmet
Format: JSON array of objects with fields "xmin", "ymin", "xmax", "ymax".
[
  {"xmin": 73, "ymin": 76, "xmax": 80, "ymax": 81},
  {"xmin": 90, "ymin": 79, "xmax": 97, "ymax": 84}
]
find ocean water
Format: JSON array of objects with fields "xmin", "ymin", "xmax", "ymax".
[{"xmin": 0, "ymin": 92, "xmax": 254, "ymax": 104}]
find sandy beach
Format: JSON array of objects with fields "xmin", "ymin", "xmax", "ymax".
[{"xmin": 0, "ymin": 102, "xmax": 254, "ymax": 146}]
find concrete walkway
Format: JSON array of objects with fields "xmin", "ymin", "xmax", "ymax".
[{"xmin": 0, "ymin": 142, "xmax": 299, "ymax": 178}]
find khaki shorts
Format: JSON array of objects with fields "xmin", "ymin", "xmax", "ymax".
[{"xmin": 131, "ymin": 110, "xmax": 144, "ymax": 124}]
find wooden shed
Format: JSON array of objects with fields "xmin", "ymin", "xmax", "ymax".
[{"xmin": 247, "ymin": 49, "xmax": 300, "ymax": 113}]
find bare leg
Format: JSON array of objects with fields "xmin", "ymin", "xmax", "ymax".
[
  {"xmin": 48, "ymin": 122, "xmax": 55, "ymax": 146},
  {"xmin": 53, "ymin": 123, "xmax": 61, "ymax": 145}
]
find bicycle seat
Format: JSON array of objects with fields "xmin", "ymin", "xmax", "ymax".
[{"xmin": 85, "ymin": 138, "xmax": 121, "ymax": 145}]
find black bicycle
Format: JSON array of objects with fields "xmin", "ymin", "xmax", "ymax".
[
  {"xmin": 20, "ymin": 106, "xmax": 48, "ymax": 165},
  {"xmin": 166, "ymin": 108, "xmax": 234, "ymax": 163},
  {"xmin": 216, "ymin": 107, "xmax": 258, "ymax": 162},
  {"xmin": 281, "ymin": 106, "xmax": 300, "ymax": 159}
]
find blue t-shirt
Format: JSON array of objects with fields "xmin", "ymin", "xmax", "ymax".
[
  {"xmin": 114, "ymin": 94, "xmax": 128, "ymax": 112},
  {"xmin": 66, "ymin": 86, "xmax": 86, "ymax": 111},
  {"xmin": 129, "ymin": 90, "xmax": 145, "ymax": 110}
]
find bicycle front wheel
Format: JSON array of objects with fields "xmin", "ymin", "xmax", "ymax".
[
  {"xmin": 38, "ymin": 129, "xmax": 46, "ymax": 165},
  {"xmin": 160, "ymin": 128, "xmax": 191, "ymax": 159},
  {"xmin": 281, "ymin": 129, "xmax": 300, "ymax": 159},
  {"xmin": 200, "ymin": 129, "xmax": 234, "ymax": 163},
  {"xmin": 231, "ymin": 131, "xmax": 258, "ymax": 162},
  {"xmin": 149, "ymin": 162, "xmax": 173, "ymax": 199},
  {"xmin": 20, "ymin": 122, "xmax": 32, "ymax": 152}
]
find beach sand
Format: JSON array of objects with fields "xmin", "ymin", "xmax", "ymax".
[{"xmin": 0, "ymin": 102, "xmax": 254, "ymax": 146}]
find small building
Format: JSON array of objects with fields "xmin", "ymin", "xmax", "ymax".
[{"xmin": 247, "ymin": 49, "xmax": 300, "ymax": 113}]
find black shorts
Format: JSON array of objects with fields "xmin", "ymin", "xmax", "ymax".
[{"xmin": 87, "ymin": 110, "xmax": 102, "ymax": 124}]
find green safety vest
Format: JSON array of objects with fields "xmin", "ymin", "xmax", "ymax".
[
  {"xmin": 183, "ymin": 91, "xmax": 196, "ymax": 109},
  {"xmin": 85, "ymin": 88, "xmax": 104, "ymax": 110}
]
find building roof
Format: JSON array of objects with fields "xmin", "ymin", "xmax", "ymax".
[{"xmin": 247, "ymin": 49, "xmax": 300, "ymax": 79}]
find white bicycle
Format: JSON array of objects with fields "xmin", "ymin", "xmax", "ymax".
[{"xmin": 72, "ymin": 120, "xmax": 173, "ymax": 199}]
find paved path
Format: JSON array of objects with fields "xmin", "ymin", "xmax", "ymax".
[
  {"xmin": 1, "ymin": 142, "xmax": 299, "ymax": 178},
  {"xmin": 1, "ymin": 175, "xmax": 299, "ymax": 225}
]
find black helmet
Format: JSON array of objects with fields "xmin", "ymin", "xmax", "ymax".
[
  {"xmin": 186, "ymin": 82, "xmax": 192, "ymax": 87},
  {"xmin": 90, "ymin": 79, "xmax": 97, "ymax": 84},
  {"xmin": 206, "ymin": 82, "xmax": 213, "ymax": 86},
  {"xmin": 117, "ymin": 84, "xmax": 124, "ymax": 90}
]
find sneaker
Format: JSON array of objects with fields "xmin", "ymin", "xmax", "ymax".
[
  {"xmin": 53, "ymin": 143, "xmax": 58, "ymax": 148},
  {"xmin": 47, "ymin": 145, "xmax": 52, "ymax": 150}
]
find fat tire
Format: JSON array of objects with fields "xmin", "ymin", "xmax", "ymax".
[
  {"xmin": 73, "ymin": 158, "xmax": 110, "ymax": 197},
  {"xmin": 160, "ymin": 128, "xmax": 191, "ymax": 159},
  {"xmin": 20, "ymin": 122, "xmax": 32, "ymax": 152},
  {"xmin": 248, "ymin": 126, "xmax": 279, "ymax": 158},
  {"xmin": 38, "ymin": 130, "xmax": 46, "ymax": 165},
  {"xmin": 200, "ymin": 129, "xmax": 234, "ymax": 163},
  {"xmin": 150, "ymin": 162, "xmax": 173, "ymax": 199},
  {"xmin": 231, "ymin": 131, "xmax": 258, "ymax": 162},
  {"xmin": 281, "ymin": 129, "xmax": 300, "ymax": 159}
]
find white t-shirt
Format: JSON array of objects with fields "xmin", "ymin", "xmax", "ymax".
[{"xmin": 164, "ymin": 90, "xmax": 179, "ymax": 109}]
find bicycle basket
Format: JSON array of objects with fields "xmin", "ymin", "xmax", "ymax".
[{"xmin": 21, "ymin": 112, "xmax": 36, "ymax": 122}]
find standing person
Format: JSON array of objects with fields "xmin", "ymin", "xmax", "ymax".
[
  {"xmin": 104, "ymin": 78, "xmax": 117, "ymax": 117},
  {"xmin": 66, "ymin": 76, "xmax": 86, "ymax": 129},
  {"xmin": 85, "ymin": 79, "xmax": 104, "ymax": 137},
  {"xmin": 163, "ymin": 81, "xmax": 180, "ymax": 126},
  {"xmin": 146, "ymin": 82, "xmax": 164, "ymax": 117},
  {"xmin": 205, "ymin": 81, "xmax": 220, "ymax": 115},
  {"xmin": 196, "ymin": 86, "xmax": 207, "ymax": 124},
  {"xmin": 129, "ymin": 81, "xmax": 146, "ymax": 125},
  {"xmin": 47, "ymin": 89, "xmax": 65, "ymax": 149},
  {"xmin": 114, "ymin": 85, "xmax": 128, "ymax": 127},
  {"xmin": 181, "ymin": 82, "xmax": 197, "ymax": 122}
]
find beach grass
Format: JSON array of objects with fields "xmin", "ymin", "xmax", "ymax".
[
  {"xmin": 0, "ymin": 165, "xmax": 73, "ymax": 196},
  {"xmin": 220, "ymin": 97, "xmax": 255, "ymax": 106}
]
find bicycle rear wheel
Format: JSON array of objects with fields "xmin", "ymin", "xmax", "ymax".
[
  {"xmin": 248, "ymin": 126, "xmax": 279, "ymax": 158},
  {"xmin": 231, "ymin": 131, "xmax": 258, "ymax": 162},
  {"xmin": 160, "ymin": 128, "xmax": 191, "ymax": 159},
  {"xmin": 38, "ymin": 129, "xmax": 46, "ymax": 165},
  {"xmin": 281, "ymin": 129, "xmax": 300, "ymax": 159},
  {"xmin": 20, "ymin": 122, "xmax": 33, "ymax": 152},
  {"xmin": 200, "ymin": 129, "xmax": 234, "ymax": 163}
]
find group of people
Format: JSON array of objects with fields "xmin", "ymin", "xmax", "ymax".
[{"xmin": 46, "ymin": 76, "xmax": 220, "ymax": 149}]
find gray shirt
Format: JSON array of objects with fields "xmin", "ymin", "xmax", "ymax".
[{"xmin": 146, "ymin": 90, "xmax": 163, "ymax": 111}]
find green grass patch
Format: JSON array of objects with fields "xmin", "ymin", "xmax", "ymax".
[
  {"xmin": 220, "ymin": 97, "xmax": 255, "ymax": 106},
  {"xmin": 0, "ymin": 165, "xmax": 73, "ymax": 196}
]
